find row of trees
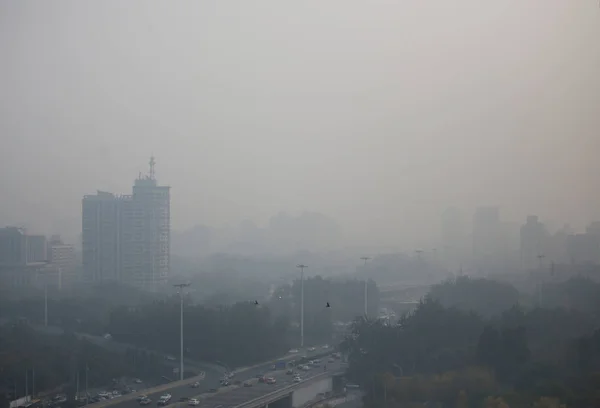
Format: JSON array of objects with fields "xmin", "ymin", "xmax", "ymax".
[
  {"xmin": 341, "ymin": 276, "xmax": 600, "ymax": 407},
  {"xmin": 0, "ymin": 323, "xmax": 164, "ymax": 405},
  {"xmin": 108, "ymin": 298, "xmax": 291, "ymax": 367},
  {"xmin": 268, "ymin": 276, "xmax": 380, "ymax": 344}
]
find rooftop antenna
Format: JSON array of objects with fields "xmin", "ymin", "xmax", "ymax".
[{"xmin": 149, "ymin": 156, "xmax": 156, "ymax": 180}]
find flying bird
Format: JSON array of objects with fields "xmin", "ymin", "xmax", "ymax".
[
  {"xmin": 326, "ymin": 302, "xmax": 331, "ymax": 308},
  {"xmin": 254, "ymin": 300, "xmax": 259, "ymax": 306}
]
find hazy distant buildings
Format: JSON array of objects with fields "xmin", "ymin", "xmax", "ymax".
[
  {"xmin": 472, "ymin": 207, "xmax": 502, "ymax": 268},
  {"xmin": 519, "ymin": 215, "xmax": 548, "ymax": 270},
  {"xmin": 0, "ymin": 227, "xmax": 60, "ymax": 288},
  {"xmin": 82, "ymin": 157, "xmax": 170, "ymax": 289},
  {"xmin": 48, "ymin": 235, "xmax": 76, "ymax": 274},
  {"xmin": 440, "ymin": 207, "xmax": 467, "ymax": 268},
  {"xmin": 0, "ymin": 227, "xmax": 29, "ymax": 267},
  {"xmin": 27, "ymin": 235, "xmax": 48, "ymax": 263},
  {"xmin": 566, "ymin": 222, "xmax": 600, "ymax": 266}
]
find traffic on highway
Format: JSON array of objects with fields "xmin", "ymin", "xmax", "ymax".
[{"xmin": 95, "ymin": 346, "xmax": 341, "ymax": 408}]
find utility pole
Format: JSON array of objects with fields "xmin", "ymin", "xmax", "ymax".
[
  {"xmin": 44, "ymin": 285, "xmax": 48, "ymax": 327},
  {"xmin": 173, "ymin": 283, "xmax": 191, "ymax": 381},
  {"xmin": 25, "ymin": 369, "xmax": 28, "ymax": 397},
  {"xmin": 296, "ymin": 265, "xmax": 308, "ymax": 348},
  {"xmin": 85, "ymin": 364, "xmax": 89, "ymax": 406},
  {"xmin": 32, "ymin": 367, "xmax": 35, "ymax": 398},
  {"xmin": 76, "ymin": 371, "xmax": 80, "ymax": 401},
  {"xmin": 360, "ymin": 257, "xmax": 371, "ymax": 317}
]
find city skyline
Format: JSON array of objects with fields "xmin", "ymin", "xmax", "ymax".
[{"xmin": 1, "ymin": 1, "xmax": 599, "ymax": 249}]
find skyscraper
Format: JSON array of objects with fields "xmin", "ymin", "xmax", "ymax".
[{"xmin": 82, "ymin": 157, "xmax": 170, "ymax": 289}]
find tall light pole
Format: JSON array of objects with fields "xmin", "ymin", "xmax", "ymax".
[
  {"xmin": 173, "ymin": 283, "xmax": 191, "ymax": 381},
  {"xmin": 44, "ymin": 285, "xmax": 48, "ymax": 327},
  {"xmin": 296, "ymin": 264, "xmax": 308, "ymax": 348},
  {"xmin": 360, "ymin": 257, "xmax": 371, "ymax": 317}
]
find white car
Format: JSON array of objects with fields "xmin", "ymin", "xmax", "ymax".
[
  {"xmin": 307, "ymin": 347, "xmax": 316, "ymax": 352},
  {"xmin": 188, "ymin": 399, "xmax": 200, "ymax": 406},
  {"xmin": 288, "ymin": 349, "xmax": 299, "ymax": 354},
  {"xmin": 293, "ymin": 377, "xmax": 301, "ymax": 383}
]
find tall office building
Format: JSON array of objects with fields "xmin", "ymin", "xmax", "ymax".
[{"xmin": 82, "ymin": 157, "xmax": 170, "ymax": 289}]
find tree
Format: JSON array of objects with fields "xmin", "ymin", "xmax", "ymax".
[{"xmin": 429, "ymin": 277, "xmax": 520, "ymax": 318}]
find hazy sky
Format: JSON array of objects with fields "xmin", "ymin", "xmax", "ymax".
[{"xmin": 1, "ymin": 0, "xmax": 599, "ymax": 247}]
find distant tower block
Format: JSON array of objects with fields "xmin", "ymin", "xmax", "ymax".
[{"xmin": 149, "ymin": 156, "xmax": 156, "ymax": 180}]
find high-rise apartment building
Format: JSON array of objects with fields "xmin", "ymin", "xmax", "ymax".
[{"xmin": 82, "ymin": 157, "xmax": 170, "ymax": 289}]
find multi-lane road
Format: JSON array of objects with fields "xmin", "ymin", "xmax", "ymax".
[
  {"xmin": 105, "ymin": 348, "xmax": 338, "ymax": 408},
  {"xmin": 176, "ymin": 359, "xmax": 345, "ymax": 408}
]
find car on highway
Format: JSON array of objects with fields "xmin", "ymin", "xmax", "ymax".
[
  {"xmin": 243, "ymin": 381, "xmax": 253, "ymax": 387},
  {"xmin": 286, "ymin": 369, "xmax": 294, "ymax": 375},
  {"xmin": 301, "ymin": 365, "xmax": 310, "ymax": 371},
  {"xmin": 293, "ymin": 376, "xmax": 301, "ymax": 383},
  {"xmin": 288, "ymin": 349, "xmax": 299, "ymax": 353},
  {"xmin": 265, "ymin": 377, "xmax": 276, "ymax": 385},
  {"xmin": 188, "ymin": 399, "xmax": 200, "ymax": 406},
  {"xmin": 140, "ymin": 398, "xmax": 152, "ymax": 406},
  {"xmin": 137, "ymin": 395, "xmax": 149, "ymax": 402},
  {"xmin": 165, "ymin": 355, "xmax": 176, "ymax": 361},
  {"xmin": 307, "ymin": 347, "xmax": 316, "ymax": 352},
  {"xmin": 190, "ymin": 381, "xmax": 200, "ymax": 388},
  {"xmin": 322, "ymin": 344, "xmax": 330, "ymax": 349},
  {"xmin": 256, "ymin": 373, "xmax": 264, "ymax": 379},
  {"xmin": 157, "ymin": 394, "xmax": 172, "ymax": 406},
  {"xmin": 134, "ymin": 378, "xmax": 143, "ymax": 384},
  {"xmin": 258, "ymin": 376, "xmax": 266, "ymax": 383}
]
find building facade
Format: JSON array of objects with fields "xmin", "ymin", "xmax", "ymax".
[
  {"xmin": 82, "ymin": 157, "xmax": 170, "ymax": 289},
  {"xmin": 520, "ymin": 215, "xmax": 548, "ymax": 270},
  {"xmin": 0, "ymin": 227, "xmax": 59, "ymax": 289}
]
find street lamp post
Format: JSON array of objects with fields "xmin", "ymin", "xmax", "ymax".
[
  {"xmin": 296, "ymin": 264, "xmax": 308, "ymax": 348},
  {"xmin": 44, "ymin": 285, "xmax": 48, "ymax": 327},
  {"xmin": 173, "ymin": 283, "xmax": 191, "ymax": 381},
  {"xmin": 360, "ymin": 257, "xmax": 371, "ymax": 317}
]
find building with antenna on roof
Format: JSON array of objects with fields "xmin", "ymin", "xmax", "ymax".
[{"xmin": 82, "ymin": 157, "xmax": 170, "ymax": 290}]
